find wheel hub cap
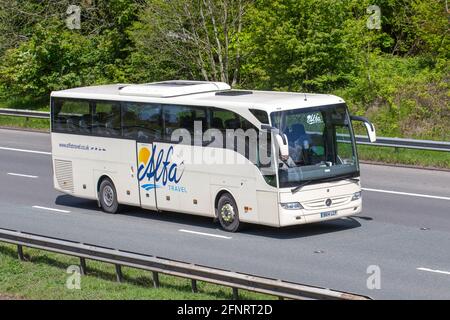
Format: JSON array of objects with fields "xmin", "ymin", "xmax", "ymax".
[
  {"xmin": 103, "ymin": 186, "xmax": 114, "ymax": 207},
  {"xmin": 220, "ymin": 203, "xmax": 235, "ymax": 224}
]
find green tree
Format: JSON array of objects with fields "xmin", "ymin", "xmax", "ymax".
[
  {"xmin": 240, "ymin": 0, "xmax": 368, "ymax": 92},
  {"xmin": 129, "ymin": 0, "xmax": 251, "ymax": 85},
  {"xmin": 0, "ymin": 0, "xmax": 144, "ymax": 102},
  {"xmin": 369, "ymin": 0, "xmax": 449, "ymax": 58}
]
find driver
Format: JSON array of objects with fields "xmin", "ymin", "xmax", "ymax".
[{"xmin": 287, "ymin": 123, "xmax": 312, "ymax": 163}]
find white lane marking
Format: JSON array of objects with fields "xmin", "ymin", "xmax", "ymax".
[
  {"xmin": 32, "ymin": 206, "xmax": 70, "ymax": 214},
  {"xmin": 362, "ymin": 188, "xmax": 450, "ymax": 201},
  {"xmin": 417, "ymin": 267, "xmax": 450, "ymax": 276},
  {"xmin": 0, "ymin": 146, "xmax": 51, "ymax": 156},
  {"xmin": 179, "ymin": 229, "xmax": 232, "ymax": 240},
  {"xmin": 7, "ymin": 173, "xmax": 38, "ymax": 179}
]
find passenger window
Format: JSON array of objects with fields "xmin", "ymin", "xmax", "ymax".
[
  {"xmin": 210, "ymin": 108, "xmax": 260, "ymax": 162},
  {"xmin": 210, "ymin": 109, "xmax": 238, "ymax": 131},
  {"xmin": 250, "ymin": 109, "xmax": 269, "ymax": 124},
  {"xmin": 52, "ymin": 99, "xmax": 91, "ymax": 134},
  {"xmin": 163, "ymin": 105, "xmax": 207, "ymax": 144},
  {"xmin": 92, "ymin": 101, "xmax": 121, "ymax": 137},
  {"xmin": 122, "ymin": 103, "xmax": 162, "ymax": 141}
]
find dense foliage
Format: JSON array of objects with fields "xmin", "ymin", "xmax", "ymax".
[{"xmin": 0, "ymin": 0, "xmax": 448, "ymax": 139}]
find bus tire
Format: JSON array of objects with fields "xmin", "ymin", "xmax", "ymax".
[
  {"xmin": 217, "ymin": 193, "xmax": 242, "ymax": 232},
  {"xmin": 99, "ymin": 178, "xmax": 119, "ymax": 214}
]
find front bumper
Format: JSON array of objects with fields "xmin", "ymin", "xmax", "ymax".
[{"xmin": 279, "ymin": 198, "xmax": 362, "ymax": 226}]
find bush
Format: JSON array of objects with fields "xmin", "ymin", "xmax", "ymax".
[{"xmin": 334, "ymin": 55, "xmax": 449, "ymax": 140}]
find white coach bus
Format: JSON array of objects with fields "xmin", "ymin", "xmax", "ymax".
[{"xmin": 50, "ymin": 80, "xmax": 376, "ymax": 232}]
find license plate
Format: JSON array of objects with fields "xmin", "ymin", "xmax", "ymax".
[{"xmin": 320, "ymin": 210, "xmax": 337, "ymax": 218}]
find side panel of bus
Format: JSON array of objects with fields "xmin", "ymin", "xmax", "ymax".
[
  {"xmin": 207, "ymin": 147, "xmax": 259, "ymax": 223},
  {"xmin": 52, "ymin": 133, "xmax": 141, "ymax": 206},
  {"xmin": 135, "ymin": 140, "xmax": 275, "ymax": 224}
]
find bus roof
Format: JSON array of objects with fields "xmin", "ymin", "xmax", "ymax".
[{"xmin": 50, "ymin": 81, "xmax": 346, "ymax": 113}]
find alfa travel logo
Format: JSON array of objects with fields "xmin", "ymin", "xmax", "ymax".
[{"xmin": 137, "ymin": 145, "xmax": 185, "ymax": 192}]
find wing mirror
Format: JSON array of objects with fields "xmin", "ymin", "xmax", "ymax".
[
  {"xmin": 350, "ymin": 116, "xmax": 377, "ymax": 143},
  {"xmin": 261, "ymin": 124, "xmax": 289, "ymax": 161}
]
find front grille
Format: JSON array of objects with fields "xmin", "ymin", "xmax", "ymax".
[{"xmin": 302, "ymin": 196, "xmax": 351, "ymax": 210}]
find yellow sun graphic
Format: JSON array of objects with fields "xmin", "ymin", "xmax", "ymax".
[{"xmin": 139, "ymin": 147, "xmax": 151, "ymax": 164}]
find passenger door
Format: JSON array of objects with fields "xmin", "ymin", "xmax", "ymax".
[
  {"xmin": 136, "ymin": 142, "xmax": 158, "ymax": 210},
  {"xmin": 154, "ymin": 105, "xmax": 210, "ymax": 215},
  {"xmin": 122, "ymin": 102, "xmax": 163, "ymax": 210}
]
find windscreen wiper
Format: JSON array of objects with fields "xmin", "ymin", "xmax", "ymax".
[{"xmin": 291, "ymin": 180, "xmax": 313, "ymax": 194}]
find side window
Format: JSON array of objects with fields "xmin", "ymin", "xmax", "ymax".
[
  {"xmin": 211, "ymin": 109, "xmax": 255, "ymax": 132},
  {"xmin": 210, "ymin": 107, "xmax": 274, "ymax": 174},
  {"xmin": 237, "ymin": 116, "xmax": 258, "ymax": 163},
  {"xmin": 250, "ymin": 109, "xmax": 269, "ymax": 124},
  {"xmin": 122, "ymin": 103, "xmax": 162, "ymax": 141},
  {"xmin": 92, "ymin": 101, "xmax": 121, "ymax": 137},
  {"xmin": 211, "ymin": 109, "xmax": 241, "ymax": 131},
  {"xmin": 210, "ymin": 109, "xmax": 235, "ymax": 148},
  {"xmin": 163, "ymin": 105, "xmax": 207, "ymax": 144},
  {"xmin": 210, "ymin": 108, "xmax": 261, "ymax": 163},
  {"xmin": 52, "ymin": 99, "xmax": 91, "ymax": 134}
]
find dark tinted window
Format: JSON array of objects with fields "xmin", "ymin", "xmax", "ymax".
[
  {"xmin": 122, "ymin": 103, "xmax": 162, "ymax": 141},
  {"xmin": 210, "ymin": 109, "xmax": 256, "ymax": 132},
  {"xmin": 250, "ymin": 109, "xmax": 269, "ymax": 124},
  {"xmin": 208, "ymin": 107, "xmax": 273, "ymax": 169},
  {"xmin": 92, "ymin": 101, "xmax": 121, "ymax": 137},
  {"xmin": 208, "ymin": 108, "xmax": 259, "ymax": 162},
  {"xmin": 52, "ymin": 99, "xmax": 91, "ymax": 134},
  {"xmin": 163, "ymin": 105, "xmax": 207, "ymax": 143},
  {"xmin": 210, "ymin": 108, "xmax": 257, "ymax": 132},
  {"xmin": 211, "ymin": 109, "xmax": 239, "ymax": 131}
]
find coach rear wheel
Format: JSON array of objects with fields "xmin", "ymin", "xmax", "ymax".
[
  {"xmin": 99, "ymin": 178, "xmax": 119, "ymax": 214},
  {"xmin": 217, "ymin": 193, "xmax": 242, "ymax": 232}
]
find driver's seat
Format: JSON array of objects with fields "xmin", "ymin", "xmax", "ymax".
[{"xmin": 288, "ymin": 123, "xmax": 311, "ymax": 146}]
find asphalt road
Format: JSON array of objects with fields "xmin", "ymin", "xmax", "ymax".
[{"xmin": 0, "ymin": 128, "xmax": 449, "ymax": 299}]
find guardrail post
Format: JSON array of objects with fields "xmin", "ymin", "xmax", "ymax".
[
  {"xmin": 115, "ymin": 265, "xmax": 123, "ymax": 283},
  {"xmin": 191, "ymin": 279, "xmax": 198, "ymax": 293},
  {"xmin": 232, "ymin": 288, "xmax": 239, "ymax": 300},
  {"xmin": 80, "ymin": 257, "xmax": 87, "ymax": 275},
  {"xmin": 17, "ymin": 245, "xmax": 25, "ymax": 261},
  {"xmin": 152, "ymin": 271, "xmax": 160, "ymax": 288}
]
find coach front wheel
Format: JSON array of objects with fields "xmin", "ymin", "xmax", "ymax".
[{"xmin": 217, "ymin": 193, "xmax": 242, "ymax": 232}]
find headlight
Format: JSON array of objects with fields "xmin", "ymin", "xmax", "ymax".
[
  {"xmin": 280, "ymin": 202, "xmax": 304, "ymax": 210},
  {"xmin": 351, "ymin": 191, "xmax": 362, "ymax": 201}
]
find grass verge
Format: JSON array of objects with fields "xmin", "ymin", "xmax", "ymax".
[
  {"xmin": 0, "ymin": 116, "xmax": 49, "ymax": 131},
  {"xmin": 0, "ymin": 244, "xmax": 272, "ymax": 300}
]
